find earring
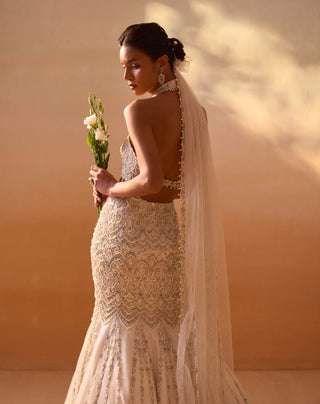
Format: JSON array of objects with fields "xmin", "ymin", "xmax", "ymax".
[{"xmin": 158, "ymin": 67, "xmax": 165, "ymax": 87}]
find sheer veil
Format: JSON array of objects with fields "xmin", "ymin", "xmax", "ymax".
[{"xmin": 175, "ymin": 70, "xmax": 249, "ymax": 404}]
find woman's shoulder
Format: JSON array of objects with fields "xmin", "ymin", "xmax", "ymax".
[
  {"xmin": 123, "ymin": 97, "xmax": 158, "ymax": 123},
  {"xmin": 124, "ymin": 97, "xmax": 156, "ymax": 113}
]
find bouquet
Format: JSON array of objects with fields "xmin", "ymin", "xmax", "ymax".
[{"xmin": 84, "ymin": 94, "xmax": 110, "ymax": 218}]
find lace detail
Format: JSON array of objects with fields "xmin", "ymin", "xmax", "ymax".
[
  {"xmin": 120, "ymin": 136, "xmax": 181, "ymax": 190},
  {"xmin": 65, "ymin": 315, "xmax": 181, "ymax": 404},
  {"xmin": 163, "ymin": 178, "xmax": 181, "ymax": 190},
  {"xmin": 91, "ymin": 196, "xmax": 182, "ymax": 329},
  {"xmin": 153, "ymin": 79, "xmax": 178, "ymax": 95},
  {"xmin": 120, "ymin": 136, "xmax": 140, "ymax": 181},
  {"xmin": 90, "ymin": 132, "xmax": 183, "ymax": 329},
  {"xmin": 129, "ymin": 321, "xmax": 179, "ymax": 403}
]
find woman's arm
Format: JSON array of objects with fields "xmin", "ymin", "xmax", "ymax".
[{"xmin": 89, "ymin": 99, "xmax": 164, "ymax": 198}]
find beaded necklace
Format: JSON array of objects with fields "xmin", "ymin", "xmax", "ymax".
[{"xmin": 153, "ymin": 78, "xmax": 178, "ymax": 95}]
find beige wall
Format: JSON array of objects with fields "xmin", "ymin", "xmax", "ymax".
[{"xmin": 0, "ymin": 0, "xmax": 319, "ymax": 370}]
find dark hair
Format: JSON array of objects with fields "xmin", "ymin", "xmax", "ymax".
[{"xmin": 118, "ymin": 22, "xmax": 185, "ymax": 69}]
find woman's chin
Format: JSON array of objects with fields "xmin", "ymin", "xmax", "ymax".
[{"xmin": 132, "ymin": 87, "xmax": 146, "ymax": 96}]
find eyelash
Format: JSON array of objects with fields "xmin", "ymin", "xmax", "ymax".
[{"xmin": 122, "ymin": 64, "xmax": 140, "ymax": 70}]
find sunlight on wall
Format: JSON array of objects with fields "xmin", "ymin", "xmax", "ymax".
[{"xmin": 145, "ymin": 1, "xmax": 320, "ymax": 175}]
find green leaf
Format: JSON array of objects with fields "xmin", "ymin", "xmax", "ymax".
[
  {"xmin": 94, "ymin": 152, "xmax": 100, "ymax": 166},
  {"xmin": 87, "ymin": 132, "xmax": 93, "ymax": 149},
  {"xmin": 87, "ymin": 131, "xmax": 95, "ymax": 149},
  {"xmin": 100, "ymin": 141, "xmax": 108, "ymax": 154},
  {"xmin": 92, "ymin": 136, "xmax": 98, "ymax": 150},
  {"xmin": 100, "ymin": 118, "xmax": 105, "ymax": 131},
  {"xmin": 104, "ymin": 153, "xmax": 110, "ymax": 169},
  {"xmin": 88, "ymin": 94, "xmax": 93, "ymax": 107},
  {"xmin": 98, "ymin": 100, "xmax": 104, "ymax": 114}
]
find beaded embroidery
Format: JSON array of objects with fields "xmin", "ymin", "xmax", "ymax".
[
  {"xmin": 91, "ymin": 133, "xmax": 183, "ymax": 330},
  {"xmin": 153, "ymin": 78, "xmax": 179, "ymax": 96},
  {"xmin": 91, "ymin": 196, "xmax": 182, "ymax": 329}
]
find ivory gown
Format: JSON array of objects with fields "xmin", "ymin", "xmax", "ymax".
[
  {"xmin": 65, "ymin": 79, "xmax": 250, "ymax": 404},
  {"xmin": 65, "ymin": 135, "xmax": 184, "ymax": 403}
]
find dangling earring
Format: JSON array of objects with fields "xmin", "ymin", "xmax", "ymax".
[{"xmin": 158, "ymin": 67, "xmax": 165, "ymax": 88}]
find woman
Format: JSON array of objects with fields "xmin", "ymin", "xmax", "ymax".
[{"xmin": 65, "ymin": 23, "xmax": 250, "ymax": 404}]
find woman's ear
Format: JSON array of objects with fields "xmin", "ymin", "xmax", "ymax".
[{"xmin": 157, "ymin": 54, "xmax": 169, "ymax": 71}]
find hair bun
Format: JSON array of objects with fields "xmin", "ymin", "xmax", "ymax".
[
  {"xmin": 168, "ymin": 37, "xmax": 185, "ymax": 62},
  {"xmin": 119, "ymin": 23, "xmax": 186, "ymax": 69}
]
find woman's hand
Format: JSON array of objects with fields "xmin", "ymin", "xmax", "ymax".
[
  {"xmin": 92, "ymin": 187, "xmax": 108, "ymax": 208},
  {"xmin": 89, "ymin": 165, "xmax": 117, "ymax": 196}
]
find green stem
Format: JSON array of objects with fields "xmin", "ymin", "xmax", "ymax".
[{"xmin": 97, "ymin": 192, "xmax": 103, "ymax": 219}]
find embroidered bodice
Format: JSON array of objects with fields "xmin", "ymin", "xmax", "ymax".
[{"xmin": 120, "ymin": 135, "xmax": 181, "ymax": 190}]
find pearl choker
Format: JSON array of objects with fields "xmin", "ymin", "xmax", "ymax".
[{"xmin": 154, "ymin": 78, "xmax": 178, "ymax": 95}]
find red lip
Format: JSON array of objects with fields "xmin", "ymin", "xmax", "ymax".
[{"xmin": 129, "ymin": 84, "xmax": 137, "ymax": 90}]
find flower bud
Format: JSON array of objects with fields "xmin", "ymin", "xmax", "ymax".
[
  {"xmin": 94, "ymin": 128, "xmax": 108, "ymax": 141},
  {"xmin": 84, "ymin": 114, "xmax": 97, "ymax": 126}
]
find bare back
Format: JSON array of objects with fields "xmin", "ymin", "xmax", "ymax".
[{"xmin": 129, "ymin": 90, "xmax": 182, "ymax": 203}]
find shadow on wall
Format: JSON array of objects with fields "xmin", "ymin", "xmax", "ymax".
[{"xmin": 146, "ymin": 0, "xmax": 320, "ymax": 177}]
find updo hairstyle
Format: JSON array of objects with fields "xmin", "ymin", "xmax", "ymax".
[{"xmin": 118, "ymin": 22, "xmax": 185, "ymax": 69}]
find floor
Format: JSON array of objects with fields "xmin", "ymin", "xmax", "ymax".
[{"xmin": 0, "ymin": 370, "xmax": 319, "ymax": 404}]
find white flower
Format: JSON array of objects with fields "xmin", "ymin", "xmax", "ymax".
[
  {"xmin": 94, "ymin": 128, "xmax": 108, "ymax": 141},
  {"xmin": 83, "ymin": 114, "xmax": 97, "ymax": 126},
  {"xmin": 87, "ymin": 124, "xmax": 92, "ymax": 129}
]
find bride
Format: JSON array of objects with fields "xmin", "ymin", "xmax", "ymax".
[{"xmin": 65, "ymin": 22, "xmax": 250, "ymax": 403}]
